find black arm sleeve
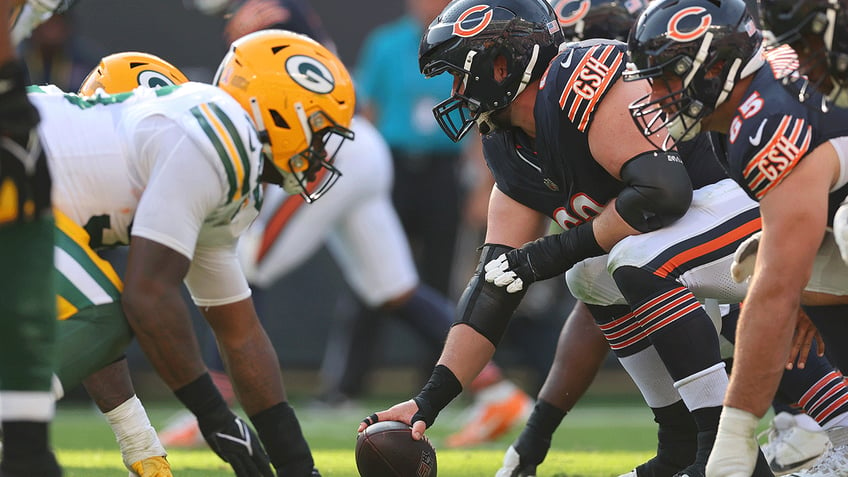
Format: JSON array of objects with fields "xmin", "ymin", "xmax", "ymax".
[
  {"xmin": 455, "ymin": 244, "xmax": 528, "ymax": 346},
  {"xmin": 614, "ymin": 150, "xmax": 692, "ymax": 233}
]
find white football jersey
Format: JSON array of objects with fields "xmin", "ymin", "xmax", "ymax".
[{"xmin": 30, "ymin": 82, "xmax": 265, "ymax": 305}]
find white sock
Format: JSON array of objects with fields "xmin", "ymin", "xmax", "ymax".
[
  {"xmin": 618, "ymin": 346, "xmax": 681, "ymax": 408},
  {"xmin": 102, "ymin": 395, "xmax": 167, "ymax": 472},
  {"xmin": 675, "ymin": 362, "xmax": 728, "ymax": 410}
]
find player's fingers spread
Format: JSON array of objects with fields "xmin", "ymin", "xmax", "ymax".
[
  {"xmin": 358, "ymin": 412, "xmax": 381, "ymax": 432},
  {"xmin": 363, "ymin": 413, "xmax": 379, "ymax": 426},
  {"xmin": 799, "ymin": 334, "xmax": 815, "ymax": 369},
  {"xmin": 787, "ymin": 336, "xmax": 801, "ymax": 370}
]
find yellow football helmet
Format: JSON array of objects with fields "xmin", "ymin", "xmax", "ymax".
[
  {"xmin": 79, "ymin": 51, "xmax": 189, "ymax": 96},
  {"xmin": 214, "ymin": 29, "xmax": 355, "ymax": 202}
]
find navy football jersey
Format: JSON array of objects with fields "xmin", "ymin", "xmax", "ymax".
[
  {"xmin": 714, "ymin": 46, "xmax": 848, "ymax": 224},
  {"xmin": 483, "ymin": 39, "xmax": 726, "ymax": 231}
]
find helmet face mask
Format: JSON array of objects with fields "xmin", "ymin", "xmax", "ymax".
[
  {"xmin": 283, "ymin": 108, "xmax": 350, "ymax": 200},
  {"xmin": 424, "ymin": 59, "xmax": 493, "ymax": 140},
  {"xmin": 624, "ymin": 0, "xmax": 763, "ymax": 150},
  {"xmin": 419, "ymin": 0, "xmax": 564, "ymax": 142},
  {"xmin": 628, "ymin": 54, "xmax": 713, "ymax": 148},
  {"xmin": 215, "ymin": 29, "xmax": 355, "ymax": 202}
]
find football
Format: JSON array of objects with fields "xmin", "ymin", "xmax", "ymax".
[{"xmin": 355, "ymin": 421, "xmax": 437, "ymax": 477}]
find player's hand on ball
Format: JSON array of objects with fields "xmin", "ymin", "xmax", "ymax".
[
  {"xmin": 358, "ymin": 400, "xmax": 428, "ymax": 440},
  {"xmin": 355, "ymin": 421, "xmax": 437, "ymax": 477}
]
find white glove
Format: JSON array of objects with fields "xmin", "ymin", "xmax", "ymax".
[
  {"xmin": 730, "ymin": 231, "xmax": 761, "ymax": 283},
  {"xmin": 834, "ymin": 200, "xmax": 848, "ymax": 264},
  {"xmin": 705, "ymin": 407, "xmax": 760, "ymax": 477},
  {"xmin": 484, "ymin": 253, "xmax": 525, "ymax": 293}
]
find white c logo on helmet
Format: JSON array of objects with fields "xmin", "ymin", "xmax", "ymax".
[
  {"xmin": 667, "ymin": 6, "xmax": 712, "ymax": 42},
  {"xmin": 137, "ymin": 70, "xmax": 176, "ymax": 88},
  {"xmin": 285, "ymin": 55, "xmax": 335, "ymax": 94}
]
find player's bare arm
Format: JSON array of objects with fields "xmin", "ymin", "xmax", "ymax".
[
  {"xmin": 122, "ymin": 237, "xmax": 207, "ymax": 389},
  {"xmin": 359, "ymin": 188, "xmax": 548, "ymax": 438},
  {"xmin": 199, "ymin": 298, "xmax": 286, "ymax": 415},
  {"xmin": 725, "ymin": 143, "xmax": 837, "ymax": 417},
  {"xmin": 487, "ymin": 77, "xmax": 692, "ymax": 293}
]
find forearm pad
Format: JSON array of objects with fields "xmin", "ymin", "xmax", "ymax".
[
  {"xmin": 456, "ymin": 244, "xmax": 527, "ymax": 346},
  {"xmin": 510, "ymin": 220, "xmax": 603, "ymax": 282},
  {"xmin": 615, "ymin": 150, "xmax": 692, "ymax": 233},
  {"xmin": 412, "ymin": 364, "xmax": 463, "ymax": 427}
]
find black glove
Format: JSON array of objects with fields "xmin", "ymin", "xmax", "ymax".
[
  {"xmin": 411, "ymin": 365, "xmax": 463, "ymax": 428},
  {"xmin": 0, "ymin": 60, "xmax": 40, "ymax": 136},
  {"xmin": 484, "ymin": 222, "xmax": 604, "ymax": 293},
  {"xmin": 200, "ymin": 414, "xmax": 274, "ymax": 477}
]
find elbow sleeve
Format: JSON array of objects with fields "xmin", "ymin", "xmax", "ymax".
[{"xmin": 615, "ymin": 150, "xmax": 692, "ymax": 232}]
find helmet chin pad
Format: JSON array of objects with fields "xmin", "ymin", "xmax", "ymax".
[{"xmin": 666, "ymin": 113, "xmax": 702, "ymax": 143}]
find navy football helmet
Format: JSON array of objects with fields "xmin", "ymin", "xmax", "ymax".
[
  {"xmin": 624, "ymin": 0, "xmax": 763, "ymax": 148},
  {"xmin": 419, "ymin": 0, "xmax": 564, "ymax": 142},
  {"xmin": 759, "ymin": 0, "xmax": 848, "ymax": 106},
  {"xmin": 549, "ymin": 0, "xmax": 646, "ymax": 42}
]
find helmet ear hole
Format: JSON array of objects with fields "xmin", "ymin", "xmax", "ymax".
[
  {"xmin": 269, "ymin": 110, "xmax": 289, "ymax": 129},
  {"xmin": 493, "ymin": 55, "xmax": 508, "ymax": 82}
]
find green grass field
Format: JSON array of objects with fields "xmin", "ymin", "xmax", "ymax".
[{"xmin": 52, "ymin": 396, "xmax": 662, "ymax": 477}]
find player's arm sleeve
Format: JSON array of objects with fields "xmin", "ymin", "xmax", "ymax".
[{"xmin": 130, "ymin": 119, "xmax": 226, "ymax": 261}]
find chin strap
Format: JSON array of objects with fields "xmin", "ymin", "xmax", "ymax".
[{"xmin": 514, "ymin": 44, "xmax": 540, "ymax": 99}]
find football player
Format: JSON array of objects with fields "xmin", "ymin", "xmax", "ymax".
[
  {"xmin": 625, "ymin": 0, "xmax": 848, "ymax": 475},
  {"xmin": 25, "ymin": 51, "xmax": 195, "ymax": 477},
  {"xmin": 160, "ymin": 0, "xmax": 534, "ymax": 451},
  {"xmin": 759, "ymin": 0, "xmax": 848, "ymax": 109},
  {"xmin": 357, "ymin": 0, "xmax": 774, "ymax": 476},
  {"xmin": 0, "ymin": 0, "xmax": 61, "ymax": 475},
  {"xmin": 29, "ymin": 30, "xmax": 355, "ymax": 477},
  {"xmin": 749, "ymin": 0, "xmax": 848, "ymax": 473}
]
